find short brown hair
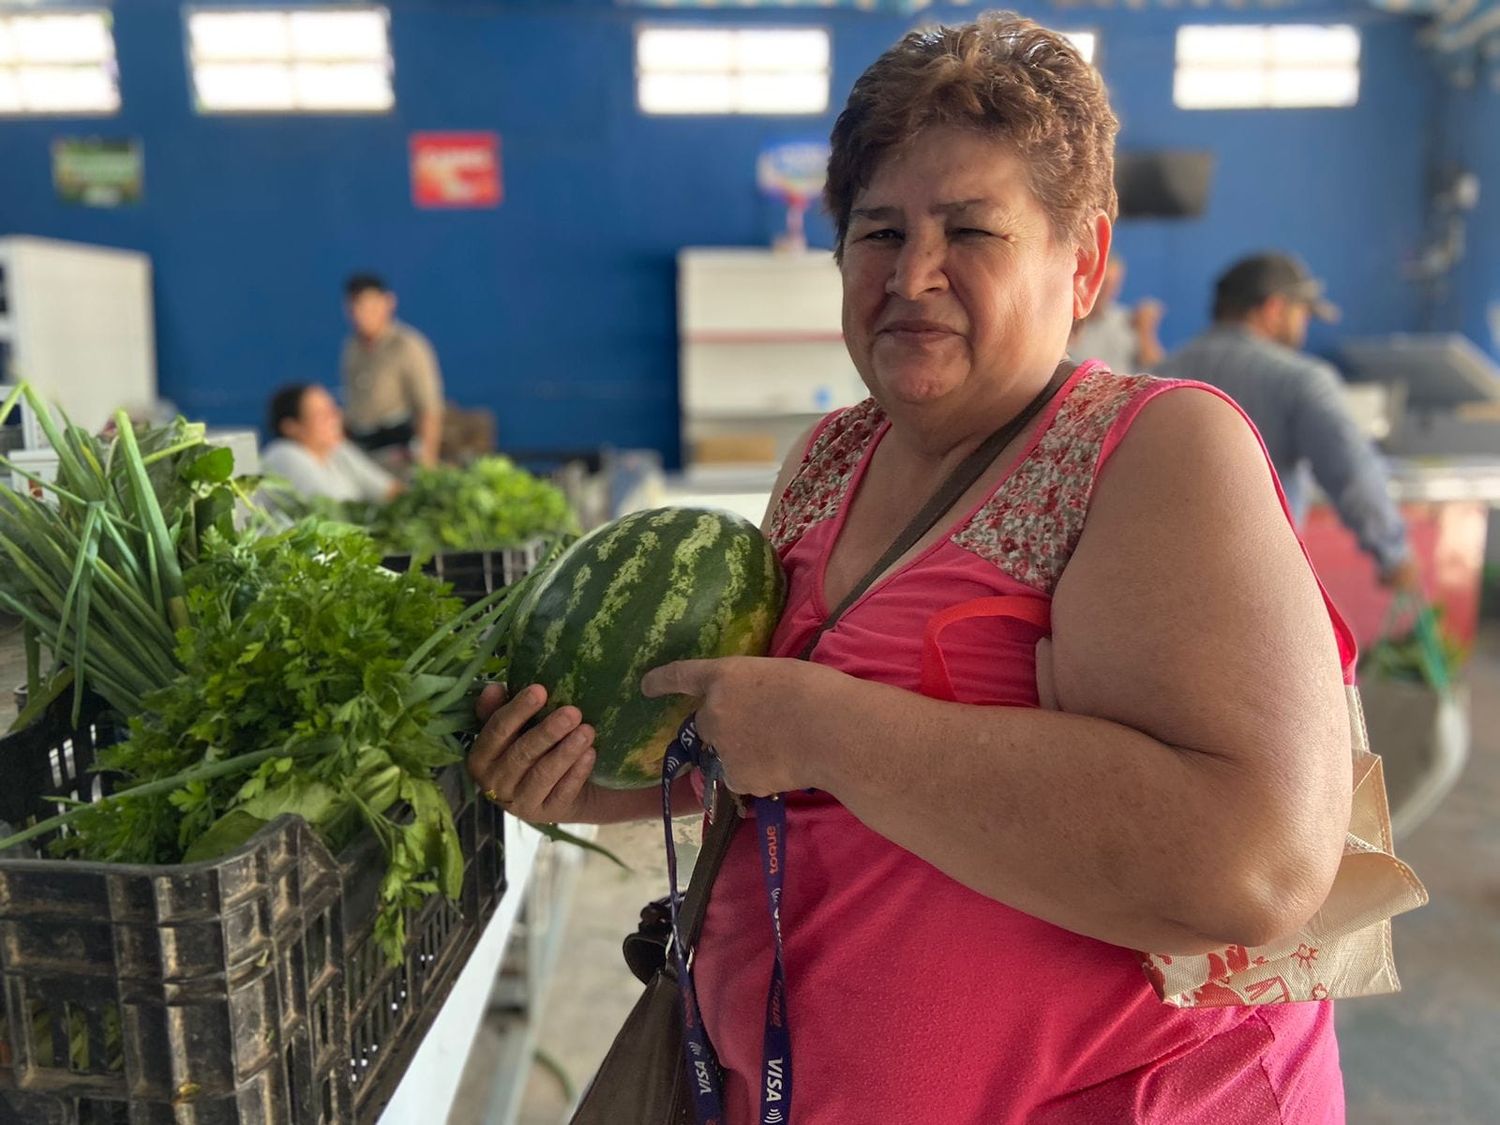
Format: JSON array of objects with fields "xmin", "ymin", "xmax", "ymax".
[{"xmin": 825, "ymin": 13, "xmax": 1118, "ymax": 259}]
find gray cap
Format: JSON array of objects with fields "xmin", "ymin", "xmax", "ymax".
[{"xmin": 1214, "ymin": 252, "xmax": 1340, "ymax": 323}]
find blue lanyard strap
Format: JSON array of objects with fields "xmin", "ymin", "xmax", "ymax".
[
  {"xmin": 661, "ymin": 717, "xmax": 726, "ymax": 1125},
  {"xmin": 754, "ymin": 790, "xmax": 792, "ymax": 1124},
  {"xmin": 662, "ymin": 715, "xmax": 793, "ymax": 1125}
]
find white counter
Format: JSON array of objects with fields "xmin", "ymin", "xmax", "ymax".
[
  {"xmin": 663, "ymin": 465, "xmax": 778, "ymax": 525},
  {"xmin": 377, "ymin": 818, "xmax": 543, "ymax": 1125},
  {"xmin": 664, "ymin": 457, "xmax": 1500, "ymax": 523},
  {"xmin": 1388, "ymin": 457, "xmax": 1500, "ymax": 504}
]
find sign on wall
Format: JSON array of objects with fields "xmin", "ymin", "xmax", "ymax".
[
  {"xmin": 52, "ymin": 138, "xmax": 144, "ymax": 207},
  {"xmin": 409, "ymin": 132, "xmax": 502, "ymax": 209}
]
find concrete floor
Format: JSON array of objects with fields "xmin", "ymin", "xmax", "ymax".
[
  {"xmin": 2, "ymin": 614, "xmax": 1495, "ymax": 1123},
  {"xmin": 1334, "ymin": 623, "xmax": 1500, "ymax": 1123},
  {"xmin": 449, "ymin": 819, "xmax": 681, "ymax": 1124},
  {"xmin": 0, "ymin": 618, "xmax": 24, "ymax": 719}
]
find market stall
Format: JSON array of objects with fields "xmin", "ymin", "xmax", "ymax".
[
  {"xmin": 1302, "ymin": 458, "xmax": 1500, "ymax": 838},
  {"xmin": 0, "ymin": 383, "xmax": 590, "ymax": 1125},
  {"xmin": 1302, "ymin": 458, "xmax": 1500, "ymax": 650}
]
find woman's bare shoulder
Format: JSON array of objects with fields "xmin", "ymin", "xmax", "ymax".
[{"xmin": 1052, "ymin": 382, "xmax": 1345, "ymax": 758}]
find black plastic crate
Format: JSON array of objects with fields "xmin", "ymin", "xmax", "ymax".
[
  {"xmin": 381, "ymin": 541, "xmax": 547, "ymax": 606},
  {"xmin": 0, "ymin": 692, "xmax": 122, "ymax": 834},
  {"xmin": 0, "ymin": 693, "xmax": 506, "ymax": 1125}
]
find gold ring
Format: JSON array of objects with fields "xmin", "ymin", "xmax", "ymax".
[{"xmin": 483, "ymin": 788, "xmax": 504, "ymax": 806}]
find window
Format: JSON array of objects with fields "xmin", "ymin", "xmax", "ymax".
[
  {"xmin": 1174, "ymin": 24, "xmax": 1360, "ymax": 109},
  {"xmin": 1062, "ymin": 30, "xmax": 1096, "ymax": 67},
  {"xmin": 636, "ymin": 26, "xmax": 829, "ymax": 115},
  {"xmin": 186, "ymin": 6, "xmax": 393, "ymax": 113},
  {"xmin": 0, "ymin": 11, "xmax": 119, "ymax": 116}
]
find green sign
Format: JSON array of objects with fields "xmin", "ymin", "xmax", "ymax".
[{"xmin": 52, "ymin": 138, "xmax": 143, "ymax": 207}]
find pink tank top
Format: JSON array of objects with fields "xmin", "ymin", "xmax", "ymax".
[{"xmin": 693, "ymin": 363, "xmax": 1347, "ymax": 1124}]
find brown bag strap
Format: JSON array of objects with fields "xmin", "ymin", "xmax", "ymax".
[
  {"xmin": 675, "ymin": 359, "xmax": 1075, "ymax": 957},
  {"xmin": 797, "ymin": 360, "xmax": 1074, "ymax": 660},
  {"xmin": 674, "ymin": 786, "xmax": 740, "ymax": 962}
]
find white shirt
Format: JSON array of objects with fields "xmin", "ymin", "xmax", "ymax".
[
  {"xmin": 1071, "ymin": 305, "xmax": 1140, "ymax": 374},
  {"xmin": 260, "ymin": 439, "xmax": 395, "ymax": 504}
]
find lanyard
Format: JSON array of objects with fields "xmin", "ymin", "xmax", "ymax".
[{"xmin": 662, "ymin": 716, "xmax": 791, "ymax": 1125}]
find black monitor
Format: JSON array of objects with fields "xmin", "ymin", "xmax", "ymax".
[
  {"xmin": 1342, "ymin": 334, "xmax": 1500, "ymax": 409},
  {"xmin": 1115, "ymin": 150, "xmax": 1215, "ymax": 219}
]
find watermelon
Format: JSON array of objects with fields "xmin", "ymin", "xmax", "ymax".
[{"xmin": 505, "ymin": 507, "xmax": 786, "ymax": 789}]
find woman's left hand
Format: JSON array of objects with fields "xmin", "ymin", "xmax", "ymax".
[{"xmin": 640, "ymin": 656, "xmax": 836, "ymax": 797}]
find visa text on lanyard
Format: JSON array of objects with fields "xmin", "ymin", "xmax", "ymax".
[{"xmin": 662, "ymin": 716, "xmax": 792, "ymax": 1125}]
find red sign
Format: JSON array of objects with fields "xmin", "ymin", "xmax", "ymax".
[{"xmin": 409, "ymin": 132, "xmax": 502, "ymax": 209}]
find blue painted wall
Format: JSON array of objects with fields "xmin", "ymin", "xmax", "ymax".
[
  {"xmin": 1087, "ymin": 6, "xmax": 1438, "ymax": 364},
  {"xmin": 0, "ymin": 0, "xmax": 1444, "ymax": 463},
  {"xmin": 1435, "ymin": 73, "xmax": 1500, "ymax": 358}
]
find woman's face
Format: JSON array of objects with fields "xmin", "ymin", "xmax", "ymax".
[
  {"xmin": 288, "ymin": 386, "xmax": 345, "ymax": 454},
  {"xmin": 840, "ymin": 127, "xmax": 1101, "ymax": 415}
]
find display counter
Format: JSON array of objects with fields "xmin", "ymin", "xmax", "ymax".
[{"xmin": 1305, "ymin": 457, "xmax": 1500, "ymax": 651}]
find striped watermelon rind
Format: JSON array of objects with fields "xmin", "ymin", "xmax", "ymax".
[{"xmin": 505, "ymin": 507, "xmax": 786, "ymax": 789}]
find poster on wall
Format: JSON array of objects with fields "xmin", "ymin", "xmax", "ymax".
[
  {"xmin": 757, "ymin": 138, "xmax": 830, "ymax": 252},
  {"xmin": 409, "ymin": 132, "xmax": 502, "ymax": 209},
  {"xmin": 52, "ymin": 139, "xmax": 144, "ymax": 207}
]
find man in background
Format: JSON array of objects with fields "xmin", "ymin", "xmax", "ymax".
[
  {"xmin": 340, "ymin": 273, "xmax": 445, "ymax": 469},
  {"xmin": 1070, "ymin": 256, "xmax": 1165, "ymax": 374},
  {"xmin": 1157, "ymin": 252, "xmax": 1417, "ymax": 589}
]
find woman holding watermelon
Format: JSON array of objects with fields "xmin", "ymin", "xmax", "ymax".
[{"xmin": 472, "ymin": 13, "xmax": 1358, "ymax": 1124}]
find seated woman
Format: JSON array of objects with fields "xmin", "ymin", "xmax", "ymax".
[{"xmin": 261, "ymin": 383, "xmax": 401, "ymax": 504}]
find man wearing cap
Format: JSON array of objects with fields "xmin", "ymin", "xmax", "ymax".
[{"xmin": 1157, "ymin": 252, "xmax": 1417, "ymax": 589}]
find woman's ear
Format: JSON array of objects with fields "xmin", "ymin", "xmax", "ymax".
[{"xmin": 1072, "ymin": 212, "xmax": 1113, "ymax": 320}]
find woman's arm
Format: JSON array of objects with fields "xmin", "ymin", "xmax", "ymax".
[
  {"xmin": 341, "ymin": 441, "xmax": 400, "ymax": 504},
  {"xmin": 646, "ymin": 389, "xmax": 1351, "ymax": 954}
]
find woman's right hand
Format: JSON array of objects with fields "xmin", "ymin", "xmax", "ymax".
[{"xmin": 467, "ymin": 683, "xmax": 600, "ymax": 823}]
